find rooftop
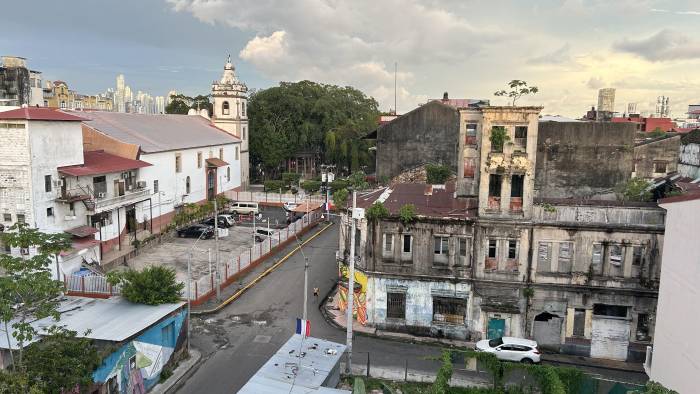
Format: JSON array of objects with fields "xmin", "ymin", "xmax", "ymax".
[
  {"xmin": 0, "ymin": 107, "xmax": 86, "ymax": 121},
  {"xmin": 238, "ymin": 334, "xmax": 349, "ymax": 394},
  {"xmin": 681, "ymin": 129, "xmax": 700, "ymax": 144},
  {"xmin": 58, "ymin": 150, "xmax": 152, "ymax": 176},
  {"xmin": 73, "ymin": 111, "xmax": 241, "ymax": 153}
]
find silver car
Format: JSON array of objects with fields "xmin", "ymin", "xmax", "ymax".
[{"xmin": 475, "ymin": 336, "xmax": 541, "ymax": 363}]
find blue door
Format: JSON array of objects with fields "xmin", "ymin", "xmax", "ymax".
[{"xmin": 488, "ymin": 318, "xmax": 505, "ymax": 339}]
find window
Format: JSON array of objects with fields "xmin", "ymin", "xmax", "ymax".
[
  {"xmin": 537, "ymin": 242, "xmax": 551, "ymax": 272},
  {"xmin": 236, "ymin": 102, "xmax": 240, "ymax": 117},
  {"xmin": 222, "ymin": 101, "xmax": 230, "ymax": 115},
  {"xmin": 457, "ymin": 238, "xmax": 469, "ymax": 266},
  {"xmin": 511, "ymin": 175, "xmax": 524, "ymax": 197},
  {"xmin": 235, "ymin": 146, "xmax": 239, "ymax": 160},
  {"xmin": 463, "ymin": 157, "xmax": 476, "ymax": 178},
  {"xmin": 153, "ymin": 180, "xmax": 159, "ymax": 194},
  {"xmin": 488, "ymin": 174, "xmax": 502, "ymax": 197},
  {"xmin": 219, "ymin": 148, "xmax": 224, "ymax": 160},
  {"xmin": 609, "ymin": 244, "xmax": 624, "ymax": 276},
  {"xmin": 507, "ymin": 240, "xmax": 517, "ymax": 259},
  {"xmin": 242, "ymin": 102, "xmax": 246, "ymax": 117},
  {"xmin": 383, "ymin": 234, "xmax": 393, "ymax": 255},
  {"xmin": 387, "ymin": 292, "xmax": 406, "ymax": 319},
  {"xmin": 488, "ymin": 239, "xmax": 497, "ymax": 258},
  {"xmin": 243, "ymin": 126, "xmax": 247, "ymax": 140},
  {"xmin": 227, "ymin": 167, "xmax": 231, "ymax": 182},
  {"xmin": 636, "ymin": 313, "xmax": 651, "ymax": 341},
  {"xmin": 46, "ymin": 207, "xmax": 53, "ymax": 217},
  {"xmin": 632, "ymin": 246, "xmax": 644, "ymax": 266},
  {"xmin": 465, "ymin": 123, "xmax": 477, "ymax": 145},
  {"xmin": 175, "ymin": 153, "xmax": 182, "ymax": 173},
  {"xmin": 434, "ymin": 236, "xmax": 449, "ymax": 255},
  {"xmin": 185, "ymin": 176, "xmax": 191, "ymax": 194},
  {"xmin": 3, "ymin": 213, "xmax": 11, "ymax": 222},
  {"xmin": 16, "ymin": 214, "xmax": 25, "ymax": 224},
  {"xmin": 162, "ymin": 322, "xmax": 175, "ymax": 345},
  {"xmin": 491, "ymin": 126, "xmax": 507, "ymax": 152},
  {"xmin": 514, "ymin": 126, "xmax": 527, "ymax": 149},
  {"xmin": 44, "ymin": 175, "xmax": 52, "ymax": 192},
  {"xmin": 593, "ymin": 304, "xmax": 628, "ymax": 318},
  {"xmin": 197, "ymin": 152, "xmax": 202, "ymax": 168},
  {"xmin": 433, "ymin": 297, "xmax": 466, "ymax": 324},
  {"xmin": 572, "ymin": 308, "xmax": 585, "ymax": 337},
  {"xmin": 591, "ymin": 243, "xmax": 603, "ymax": 274},
  {"xmin": 69, "ymin": 202, "xmax": 75, "ymax": 215},
  {"xmin": 653, "ymin": 162, "xmax": 667, "ymax": 174},
  {"xmin": 558, "ymin": 242, "xmax": 573, "ymax": 273},
  {"xmin": 93, "ymin": 176, "xmax": 107, "ymax": 196},
  {"xmin": 402, "ymin": 234, "xmax": 412, "ymax": 253}
]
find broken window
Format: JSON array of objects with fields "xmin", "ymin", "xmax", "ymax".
[
  {"xmin": 572, "ymin": 308, "xmax": 585, "ymax": 337},
  {"xmin": 593, "ymin": 304, "xmax": 628, "ymax": 318},
  {"xmin": 558, "ymin": 242, "xmax": 573, "ymax": 273},
  {"xmin": 489, "ymin": 175, "xmax": 502, "ymax": 197},
  {"xmin": 636, "ymin": 313, "xmax": 651, "ymax": 342},
  {"xmin": 402, "ymin": 234, "xmax": 412, "ymax": 254},
  {"xmin": 486, "ymin": 239, "xmax": 498, "ymax": 270},
  {"xmin": 465, "ymin": 123, "xmax": 477, "ymax": 145},
  {"xmin": 591, "ymin": 243, "xmax": 603, "ymax": 275},
  {"xmin": 514, "ymin": 126, "xmax": 527, "ymax": 150},
  {"xmin": 537, "ymin": 242, "xmax": 551, "ymax": 272},
  {"xmin": 433, "ymin": 297, "xmax": 466, "ymax": 325},
  {"xmin": 387, "ymin": 292, "xmax": 406, "ymax": 319},
  {"xmin": 609, "ymin": 244, "xmax": 624, "ymax": 276},
  {"xmin": 510, "ymin": 175, "xmax": 524, "ymax": 197},
  {"xmin": 507, "ymin": 240, "xmax": 517, "ymax": 259},
  {"xmin": 383, "ymin": 233, "xmax": 393, "ymax": 256},
  {"xmin": 457, "ymin": 238, "xmax": 469, "ymax": 266}
]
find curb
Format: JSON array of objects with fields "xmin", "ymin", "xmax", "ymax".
[
  {"xmin": 150, "ymin": 349, "xmax": 201, "ymax": 394},
  {"xmin": 193, "ymin": 222, "xmax": 334, "ymax": 315}
]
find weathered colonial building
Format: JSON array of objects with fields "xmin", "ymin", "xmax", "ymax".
[
  {"xmin": 632, "ymin": 134, "xmax": 681, "ymax": 180},
  {"xmin": 339, "ymin": 99, "xmax": 665, "ymax": 361}
]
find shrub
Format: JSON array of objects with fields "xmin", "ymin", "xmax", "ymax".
[
  {"xmin": 617, "ymin": 178, "xmax": 652, "ymax": 202},
  {"xmin": 490, "ymin": 126, "xmax": 510, "ymax": 152},
  {"xmin": 332, "ymin": 188, "xmax": 349, "ymax": 208},
  {"xmin": 329, "ymin": 179, "xmax": 349, "ymax": 191},
  {"xmin": 426, "ymin": 164, "xmax": 451, "ymax": 184},
  {"xmin": 300, "ymin": 180, "xmax": 322, "ymax": 193},
  {"xmin": 281, "ymin": 172, "xmax": 302, "ymax": 186},
  {"xmin": 399, "ymin": 204, "xmax": 417, "ymax": 225},
  {"xmin": 349, "ymin": 171, "xmax": 369, "ymax": 190},
  {"xmin": 365, "ymin": 201, "xmax": 389, "ymax": 222},
  {"xmin": 107, "ymin": 266, "xmax": 184, "ymax": 305},
  {"xmin": 263, "ymin": 180, "xmax": 286, "ymax": 192}
]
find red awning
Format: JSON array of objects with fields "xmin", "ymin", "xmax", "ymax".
[
  {"xmin": 206, "ymin": 158, "xmax": 229, "ymax": 168},
  {"xmin": 65, "ymin": 225, "xmax": 99, "ymax": 238},
  {"xmin": 58, "ymin": 150, "xmax": 151, "ymax": 177}
]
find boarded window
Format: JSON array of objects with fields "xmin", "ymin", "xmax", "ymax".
[
  {"xmin": 558, "ymin": 242, "xmax": 573, "ymax": 273},
  {"xmin": 463, "ymin": 157, "xmax": 476, "ymax": 178},
  {"xmin": 433, "ymin": 297, "xmax": 466, "ymax": 325},
  {"xmin": 591, "ymin": 244, "xmax": 603, "ymax": 274},
  {"xmin": 573, "ymin": 308, "xmax": 585, "ymax": 337},
  {"xmin": 537, "ymin": 242, "xmax": 551, "ymax": 272},
  {"xmin": 387, "ymin": 292, "xmax": 406, "ymax": 319}
]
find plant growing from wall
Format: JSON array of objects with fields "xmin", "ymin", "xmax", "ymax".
[
  {"xmin": 426, "ymin": 164, "xmax": 451, "ymax": 184},
  {"xmin": 494, "ymin": 80, "xmax": 539, "ymax": 106},
  {"xmin": 616, "ymin": 178, "xmax": 653, "ymax": 202},
  {"xmin": 541, "ymin": 203, "xmax": 557, "ymax": 213},
  {"xmin": 107, "ymin": 266, "xmax": 184, "ymax": 305},
  {"xmin": 490, "ymin": 126, "xmax": 510, "ymax": 153},
  {"xmin": 399, "ymin": 204, "xmax": 417, "ymax": 226},
  {"xmin": 365, "ymin": 202, "xmax": 389, "ymax": 223},
  {"xmin": 522, "ymin": 287, "xmax": 534, "ymax": 299}
]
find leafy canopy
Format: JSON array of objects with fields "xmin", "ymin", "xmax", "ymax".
[
  {"xmin": 107, "ymin": 266, "xmax": 184, "ymax": 305},
  {"xmin": 165, "ymin": 94, "xmax": 213, "ymax": 115},
  {"xmin": 490, "ymin": 126, "xmax": 510, "ymax": 153},
  {"xmin": 494, "ymin": 80, "xmax": 539, "ymax": 105},
  {"xmin": 332, "ymin": 188, "xmax": 349, "ymax": 208}
]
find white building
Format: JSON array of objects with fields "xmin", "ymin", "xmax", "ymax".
[
  {"xmin": 211, "ymin": 55, "xmax": 249, "ymax": 190},
  {"xmin": 647, "ymin": 193, "xmax": 700, "ymax": 393}
]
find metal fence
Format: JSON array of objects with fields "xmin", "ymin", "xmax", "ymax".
[
  {"xmin": 224, "ymin": 190, "xmax": 325, "ymax": 204},
  {"xmin": 65, "ymin": 273, "xmax": 121, "ymax": 296}
]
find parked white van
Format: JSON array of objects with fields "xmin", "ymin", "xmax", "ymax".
[
  {"xmin": 255, "ymin": 228, "xmax": 276, "ymax": 237},
  {"xmin": 229, "ymin": 202, "xmax": 259, "ymax": 215}
]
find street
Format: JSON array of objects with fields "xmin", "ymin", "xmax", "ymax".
[{"xmin": 175, "ymin": 223, "xmax": 647, "ymax": 393}]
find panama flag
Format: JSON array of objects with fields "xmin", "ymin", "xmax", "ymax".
[{"xmin": 296, "ymin": 318, "xmax": 311, "ymax": 337}]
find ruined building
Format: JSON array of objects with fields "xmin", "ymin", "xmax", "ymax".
[{"xmin": 338, "ymin": 98, "xmax": 664, "ymax": 362}]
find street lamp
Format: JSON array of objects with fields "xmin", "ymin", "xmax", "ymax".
[{"xmin": 321, "ymin": 165, "xmax": 335, "ymax": 222}]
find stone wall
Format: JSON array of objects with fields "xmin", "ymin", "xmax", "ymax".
[{"xmin": 633, "ymin": 135, "xmax": 680, "ymax": 179}]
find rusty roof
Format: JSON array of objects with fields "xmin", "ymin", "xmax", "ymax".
[
  {"xmin": 58, "ymin": 150, "xmax": 151, "ymax": 176},
  {"xmin": 0, "ymin": 107, "xmax": 86, "ymax": 121}
]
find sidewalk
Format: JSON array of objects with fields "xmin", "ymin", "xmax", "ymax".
[
  {"xmin": 150, "ymin": 349, "xmax": 201, "ymax": 394},
  {"xmin": 321, "ymin": 288, "xmax": 645, "ymax": 374}
]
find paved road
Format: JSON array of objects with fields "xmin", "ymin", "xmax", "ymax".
[{"xmin": 175, "ymin": 224, "xmax": 647, "ymax": 393}]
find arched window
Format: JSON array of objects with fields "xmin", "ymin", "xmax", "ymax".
[
  {"xmin": 185, "ymin": 176, "xmax": 191, "ymax": 194},
  {"xmin": 227, "ymin": 167, "xmax": 231, "ymax": 182},
  {"xmin": 236, "ymin": 102, "xmax": 240, "ymax": 117},
  {"xmin": 222, "ymin": 101, "xmax": 230, "ymax": 115},
  {"xmin": 242, "ymin": 102, "xmax": 246, "ymax": 117}
]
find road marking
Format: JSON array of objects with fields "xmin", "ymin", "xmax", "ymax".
[{"xmin": 192, "ymin": 222, "xmax": 334, "ymax": 315}]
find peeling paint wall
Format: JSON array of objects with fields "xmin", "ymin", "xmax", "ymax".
[{"xmin": 633, "ymin": 136, "xmax": 680, "ymax": 179}]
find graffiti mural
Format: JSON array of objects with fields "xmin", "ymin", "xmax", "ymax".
[
  {"xmin": 93, "ymin": 309, "xmax": 186, "ymax": 393},
  {"xmin": 337, "ymin": 263, "xmax": 367, "ymax": 325}
]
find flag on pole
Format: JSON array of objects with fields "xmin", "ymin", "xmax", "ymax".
[{"xmin": 296, "ymin": 318, "xmax": 310, "ymax": 337}]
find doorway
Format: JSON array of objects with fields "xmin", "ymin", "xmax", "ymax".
[{"xmin": 488, "ymin": 318, "xmax": 505, "ymax": 339}]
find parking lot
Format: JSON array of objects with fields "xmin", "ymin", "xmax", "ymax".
[{"xmin": 126, "ymin": 205, "xmax": 291, "ymax": 283}]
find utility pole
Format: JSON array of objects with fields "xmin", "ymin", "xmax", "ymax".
[
  {"xmin": 214, "ymin": 197, "xmax": 221, "ymax": 301},
  {"xmin": 345, "ymin": 189, "xmax": 357, "ymax": 374},
  {"xmin": 302, "ymin": 195, "xmax": 311, "ymax": 321},
  {"xmin": 187, "ymin": 249, "xmax": 192, "ymax": 354}
]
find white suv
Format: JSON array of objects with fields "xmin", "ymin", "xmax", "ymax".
[{"xmin": 475, "ymin": 337, "xmax": 541, "ymax": 364}]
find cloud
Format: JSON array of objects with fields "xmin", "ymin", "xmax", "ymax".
[
  {"xmin": 239, "ymin": 31, "xmax": 289, "ymax": 69},
  {"xmin": 651, "ymin": 8, "xmax": 700, "ymax": 16},
  {"xmin": 613, "ymin": 29, "xmax": 700, "ymax": 61},
  {"xmin": 586, "ymin": 76, "xmax": 605, "ymax": 89},
  {"xmin": 527, "ymin": 44, "xmax": 571, "ymax": 65}
]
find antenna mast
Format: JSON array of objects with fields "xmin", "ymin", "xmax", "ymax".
[{"xmin": 394, "ymin": 62, "xmax": 397, "ymax": 115}]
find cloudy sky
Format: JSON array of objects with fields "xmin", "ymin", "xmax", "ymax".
[{"xmin": 4, "ymin": 0, "xmax": 700, "ymax": 117}]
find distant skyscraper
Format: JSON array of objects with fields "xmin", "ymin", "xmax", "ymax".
[
  {"xmin": 597, "ymin": 88, "xmax": 616, "ymax": 113},
  {"xmin": 655, "ymin": 96, "xmax": 670, "ymax": 118},
  {"xmin": 155, "ymin": 96, "xmax": 165, "ymax": 114}
]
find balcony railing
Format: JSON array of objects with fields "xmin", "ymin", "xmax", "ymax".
[
  {"xmin": 94, "ymin": 188, "xmax": 150, "ymax": 211},
  {"xmin": 510, "ymin": 197, "xmax": 523, "ymax": 212},
  {"xmin": 487, "ymin": 196, "xmax": 501, "ymax": 210}
]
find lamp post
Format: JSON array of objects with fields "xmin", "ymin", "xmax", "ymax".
[
  {"xmin": 345, "ymin": 188, "xmax": 357, "ymax": 374},
  {"xmin": 321, "ymin": 165, "xmax": 335, "ymax": 222}
]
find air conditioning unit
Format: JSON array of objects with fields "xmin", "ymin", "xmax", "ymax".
[
  {"xmin": 136, "ymin": 181, "xmax": 147, "ymax": 189},
  {"xmin": 97, "ymin": 192, "xmax": 106, "ymax": 198},
  {"xmin": 53, "ymin": 179, "xmax": 64, "ymax": 187}
]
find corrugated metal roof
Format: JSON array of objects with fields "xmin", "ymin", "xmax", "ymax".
[
  {"xmin": 58, "ymin": 150, "xmax": 152, "ymax": 176},
  {"xmin": 238, "ymin": 334, "xmax": 349, "ymax": 394},
  {"xmin": 74, "ymin": 111, "xmax": 241, "ymax": 153},
  {"xmin": 0, "ymin": 107, "xmax": 86, "ymax": 121}
]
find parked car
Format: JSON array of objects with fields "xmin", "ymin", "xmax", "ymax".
[
  {"xmin": 202, "ymin": 214, "xmax": 235, "ymax": 228},
  {"xmin": 283, "ymin": 202, "xmax": 299, "ymax": 212},
  {"xmin": 254, "ymin": 235, "xmax": 265, "ymax": 243},
  {"xmin": 176, "ymin": 224, "xmax": 214, "ymax": 239},
  {"xmin": 256, "ymin": 228, "xmax": 276, "ymax": 237},
  {"xmin": 475, "ymin": 337, "xmax": 541, "ymax": 364},
  {"xmin": 286, "ymin": 211, "xmax": 303, "ymax": 224},
  {"xmin": 229, "ymin": 201, "xmax": 259, "ymax": 215}
]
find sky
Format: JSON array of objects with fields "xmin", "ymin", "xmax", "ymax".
[{"xmin": 3, "ymin": 0, "xmax": 700, "ymax": 117}]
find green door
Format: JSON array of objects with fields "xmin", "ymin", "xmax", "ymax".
[{"xmin": 488, "ymin": 318, "xmax": 505, "ymax": 339}]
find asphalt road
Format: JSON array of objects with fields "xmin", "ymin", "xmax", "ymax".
[{"xmin": 175, "ymin": 223, "xmax": 647, "ymax": 393}]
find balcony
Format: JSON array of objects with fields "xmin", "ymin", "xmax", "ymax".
[{"xmin": 93, "ymin": 187, "xmax": 150, "ymax": 212}]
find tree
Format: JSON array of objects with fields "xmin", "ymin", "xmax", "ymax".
[
  {"xmin": 617, "ymin": 178, "xmax": 653, "ymax": 202},
  {"xmin": 0, "ymin": 223, "xmax": 67, "ymax": 368},
  {"xmin": 494, "ymin": 80, "xmax": 539, "ymax": 105},
  {"xmin": 332, "ymin": 188, "xmax": 349, "ymax": 208},
  {"xmin": 0, "ymin": 370, "xmax": 42, "ymax": 393},
  {"xmin": 24, "ymin": 326, "xmax": 100, "ymax": 393},
  {"xmin": 107, "ymin": 266, "xmax": 184, "ymax": 305},
  {"xmin": 490, "ymin": 126, "xmax": 511, "ymax": 153},
  {"xmin": 165, "ymin": 93, "xmax": 213, "ymax": 115},
  {"xmin": 348, "ymin": 171, "xmax": 369, "ymax": 190},
  {"xmin": 165, "ymin": 99, "xmax": 190, "ymax": 115}
]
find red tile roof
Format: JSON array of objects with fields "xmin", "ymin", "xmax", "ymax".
[
  {"xmin": 205, "ymin": 158, "xmax": 229, "ymax": 167},
  {"xmin": 58, "ymin": 150, "xmax": 151, "ymax": 176},
  {"xmin": 0, "ymin": 107, "xmax": 86, "ymax": 121},
  {"xmin": 65, "ymin": 225, "xmax": 99, "ymax": 238}
]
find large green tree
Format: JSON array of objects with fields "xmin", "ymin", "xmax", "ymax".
[
  {"xmin": 166, "ymin": 94, "xmax": 213, "ymax": 115},
  {"xmin": 248, "ymin": 81, "xmax": 379, "ymax": 179}
]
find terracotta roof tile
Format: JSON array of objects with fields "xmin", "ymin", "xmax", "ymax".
[
  {"xmin": 0, "ymin": 107, "xmax": 86, "ymax": 121},
  {"xmin": 58, "ymin": 150, "xmax": 151, "ymax": 176}
]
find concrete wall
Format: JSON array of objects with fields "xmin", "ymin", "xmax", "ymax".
[
  {"xmin": 678, "ymin": 142, "xmax": 700, "ymax": 179},
  {"xmin": 0, "ymin": 120, "xmax": 31, "ymax": 228},
  {"xmin": 650, "ymin": 197, "xmax": 700, "ymax": 393},
  {"xmin": 375, "ymin": 101, "xmax": 460, "ymax": 180},
  {"xmin": 535, "ymin": 122, "xmax": 635, "ymax": 198},
  {"xmin": 633, "ymin": 136, "xmax": 680, "ymax": 179}
]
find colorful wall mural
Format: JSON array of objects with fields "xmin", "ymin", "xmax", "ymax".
[
  {"xmin": 93, "ymin": 308, "xmax": 186, "ymax": 393},
  {"xmin": 337, "ymin": 263, "xmax": 367, "ymax": 325}
]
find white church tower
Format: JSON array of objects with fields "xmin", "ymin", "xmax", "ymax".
[{"xmin": 212, "ymin": 55, "xmax": 249, "ymax": 189}]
